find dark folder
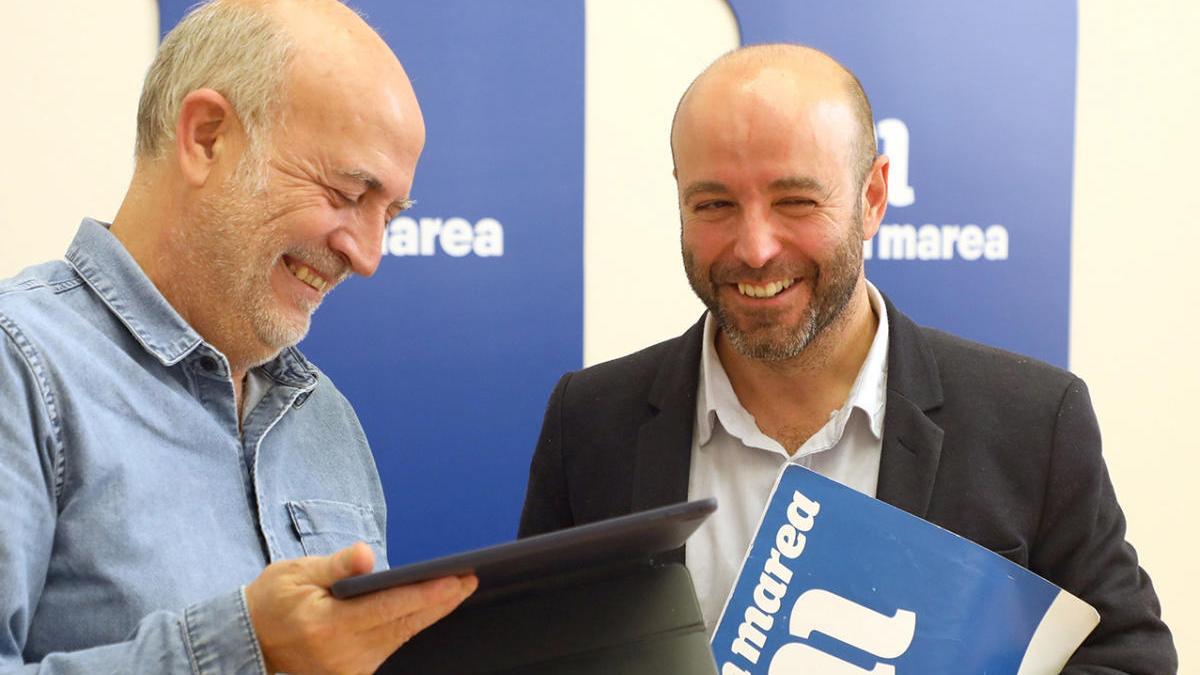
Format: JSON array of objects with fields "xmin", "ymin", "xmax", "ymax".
[
  {"xmin": 334, "ymin": 499, "xmax": 719, "ymax": 674},
  {"xmin": 379, "ymin": 562, "xmax": 714, "ymax": 674}
]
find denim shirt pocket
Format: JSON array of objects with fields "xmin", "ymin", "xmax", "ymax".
[{"xmin": 286, "ymin": 499, "xmax": 385, "ymax": 563}]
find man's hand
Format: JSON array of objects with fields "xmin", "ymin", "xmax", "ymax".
[{"xmin": 245, "ymin": 541, "xmax": 477, "ymax": 675}]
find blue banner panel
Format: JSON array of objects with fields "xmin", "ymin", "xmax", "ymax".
[
  {"xmin": 158, "ymin": 2, "xmax": 584, "ymax": 563},
  {"xmin": 728, "ymin": 1, "xmax": 1077, "ymax": 367}
]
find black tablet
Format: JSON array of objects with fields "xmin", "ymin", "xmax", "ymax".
[{"xmin": 331, "ymin": 498, "xmax": 717, "ymax": 599}]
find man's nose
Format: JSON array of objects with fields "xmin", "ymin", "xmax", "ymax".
[
  {"xmin": 328, "ymin": 219, "xmax": 384, "ymax": 277},
  {"xmin": 732, "ymin": 209, "xmax": 783, "ymax": 269}
]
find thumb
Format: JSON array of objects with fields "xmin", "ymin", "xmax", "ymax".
[{"xmin": 309, "ymin": 541, "xmax": 376, "ymax": 589}]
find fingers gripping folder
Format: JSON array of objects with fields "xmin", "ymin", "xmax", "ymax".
[{"xmin": 331, "ymin": 499, "xmax": 719, "ymax": 674}]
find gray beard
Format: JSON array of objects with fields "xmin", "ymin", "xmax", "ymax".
[{"xmin": 173, "ymin": 168, "xmax": 313, "ymax": 369}]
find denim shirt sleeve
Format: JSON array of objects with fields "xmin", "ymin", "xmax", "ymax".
[
  {"xmin": 13, "ymin": 590, "xmax": 265, "ymax": 674},
  {"xmin": 0, "ymin": 320, "xmax": 266, "ymax": 674}
]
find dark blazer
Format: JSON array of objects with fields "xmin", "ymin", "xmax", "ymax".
[{"xmin": 519, "ymin": 297, "xmax": 1175, "ymax": 673}]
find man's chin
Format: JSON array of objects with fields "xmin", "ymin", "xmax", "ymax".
[
  {"xmin": 717, "ymin": 312, "xmax": 816, "ymax": 361},
  {"xmin": 726, "ymin": 332, "xmax": 804, "ymax": 361},
  {"xmin": 251, "ymin": 314, "xmax": 311, "ymax": 359},
  {"xmin": 719, "ymin": 307, "xmax": 799, "ymax": 338}
]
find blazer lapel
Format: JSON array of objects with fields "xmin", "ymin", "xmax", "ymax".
[
  {"xmin": 632, "ymin": 316, "xmax": 706, "ymax": 565},
  {"xmin": 631, "ymin": 316, "xmax": 706, "ymax": 514},
  {"xmin": 875, "ymin": 296, "xmax": 946, "ymax": 520}
]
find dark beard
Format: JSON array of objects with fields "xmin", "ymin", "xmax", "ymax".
[{"xmin": 682, "ymin": 214, "xmax": 863, "ymax": 362}]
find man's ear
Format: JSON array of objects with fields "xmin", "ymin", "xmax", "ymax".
[
  {"xmin": 174, "ymin": 88, "xmax": 240, "ymax": 188},
  {"xmin": 861, "ymin": 155, "xmax": 890, "ymax": 241}
]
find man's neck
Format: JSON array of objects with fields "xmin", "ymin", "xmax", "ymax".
[
  {"xmin": 231, "ymin": 369, "xmax": 251, "ymax": 432},
  {"xmin": 111, "ymin": 174, "xmax": 262, "ymax": 416},
  {"xmin": 716, "ymin": 283, "xmax": 879, "ymax": 454}
]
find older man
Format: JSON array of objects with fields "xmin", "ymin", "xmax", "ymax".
[
  {"xmin": 519, "ymin": 44, "xmax": 1176, "ymax": 672},
  {"xmin": 0, "ymin": 1, "xmax": 474, "ymax": 672}
]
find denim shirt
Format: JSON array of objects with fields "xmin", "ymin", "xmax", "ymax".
[{"xmin": 0, "ymin": 220, "xmax": 388, "ymax": 673}]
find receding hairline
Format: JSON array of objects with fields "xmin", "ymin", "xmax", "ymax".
[
  {"xmin": 134, "ymin": 0, "xmax": 297, "ymax": 162},
  {"xmin": 262, "ymin": 0, "xmax": 415, "ymax": 120},
  {"xmin": 670, "ymin": 43, "xmax": 877, "ymax": 183},
  {"xmin": 134, "ymin": 0, "xmax": 417, "ymax": 165},
  {"xmin": 267, "ymin": 0, "xmax": 397, "ymax": 59}
]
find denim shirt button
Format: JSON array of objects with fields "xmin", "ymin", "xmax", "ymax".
[{"xmin": 294, "ymin": 392, "xmax": 310, "ymax": 408}]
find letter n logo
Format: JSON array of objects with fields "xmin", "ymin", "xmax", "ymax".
[{"xmin": 769, "ymin": 589, "xmax": 916, "ymax": 674}]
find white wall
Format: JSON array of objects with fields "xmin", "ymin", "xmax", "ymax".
[
  {"xmin": 582, "ymin": 0, "xmax": 728, "ymax": 363},
  {"xmin": 0, "ymin": 2, "xmax": 158, "ymax": 273},
  {"xmin": 1072, "ymin": 2, "xmax": 1200, "ymax": 666},
  {"xmin": 1, "ymin": 1, "xmax": 1195, "ymax": 668}
]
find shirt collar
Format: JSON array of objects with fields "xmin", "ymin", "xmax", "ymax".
[
  {"xmin": 851, "ymin": 280, "xmax": 889, "ymax": 439},
  {"xmin": 65, "ymin": 218, "xmax": 318, "ymax": 388},
  {"xmin": 695, "ymin": 279, "xmax": 890, "ymax": 448}
]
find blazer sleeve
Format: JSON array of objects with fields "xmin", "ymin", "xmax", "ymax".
[
  {"xmin": 517, "ymin": 373, "xmax": 576, "ymax": 538},
  {"xmin": 1035, "ymin": 378, "xmax": 1177, "ymax": 673}
]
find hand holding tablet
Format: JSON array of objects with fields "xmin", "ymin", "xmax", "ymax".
[{"xmin": 343, "ymin": 499, "xmax": 720, "ymax": 675}]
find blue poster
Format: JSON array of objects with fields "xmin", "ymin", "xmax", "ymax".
[
  {"xmin": 157, "ymin": 1, "xmax": 584, "ymax": 563},
  {"xmin": 728, "ymin": 1, "xmax": 1078, "ymax": 367},
  {"xmin": 711, "ymin": 465, "xmax": 1098, "ymax": 673}
]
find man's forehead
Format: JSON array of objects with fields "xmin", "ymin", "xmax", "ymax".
[
  {"xmin": 684, "ymin": 66, "xmax": 845, "ymax": 125},
  {"xmin": 275, "ymin": 32, "xmax": 425, "ymax": 157},
  {"xmin": 672, "ymin": 50, "xmax": 857, "ymax": 152},
  {"xmin": 267, "ymin": 0, "xmax": 414, "ymax": 110},
  {"xmin": 673, "ymin": 74, "xmax": 856, "ymax": 176},
  {"xmin": 267, "ymin": 72, "xmax": 424, "ymax": 203},
  {"xmin": 674, "ymin": 101, "xmax": 848, "ymax": 161},
  {"xmin": 681, "ymin": 175, "xmax": 829, "ymax": 201}
]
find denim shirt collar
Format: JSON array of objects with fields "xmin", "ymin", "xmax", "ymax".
[{"xmin": 64, "ymin": 218, "xmax": 318, "ymax": 388}]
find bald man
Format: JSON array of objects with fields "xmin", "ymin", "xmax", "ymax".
[
  {"xmin": 520, "ymin": 44, "xmax": 1176, "ymax": 671},
  {"xmin": 0, "ymin": 1, "xmax": 475, "ymax": 671}
]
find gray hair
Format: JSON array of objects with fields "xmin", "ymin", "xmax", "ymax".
[{"xmin": 135, "ymin": 1, "xmax": 295, "ymax": 162}]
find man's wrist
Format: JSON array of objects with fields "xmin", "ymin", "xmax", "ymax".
[{"xmin": 180, "ymin": 587, "xmax": 269, "ymax": 675}]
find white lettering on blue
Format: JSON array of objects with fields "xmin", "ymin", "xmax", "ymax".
[{"xmin": 382, "ymin": 216, "xmax": 506, "ymax": 257}]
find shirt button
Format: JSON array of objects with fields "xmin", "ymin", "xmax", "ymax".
[
  {"xmin": 198, "ymin": 356, "xmax": 219, "ymax": 372},
  {"xmin": 294, "ymin": 392, "xmax": 310, "ymax": 408}
]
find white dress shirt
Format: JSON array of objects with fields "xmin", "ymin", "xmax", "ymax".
[{"xmin": 686, "ymin": 281, "xmax": 890, "ymax": 633}]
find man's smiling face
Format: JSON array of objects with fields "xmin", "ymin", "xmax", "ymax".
[
  {"xmin": 175, "ymin": 28, "xmax": 425, "ymax": 367},
  {"xmin": 184, "ymin": 150, "xmax": 357, "ymax": 359},
  {"xmin": 674, "ymin": 64, "xmax": 868, "ymax": 362}
]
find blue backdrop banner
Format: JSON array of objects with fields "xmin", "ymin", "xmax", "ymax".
[{"xmin": 729, "ymin": 1, "xmax": 1078, "ymax": 367}]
